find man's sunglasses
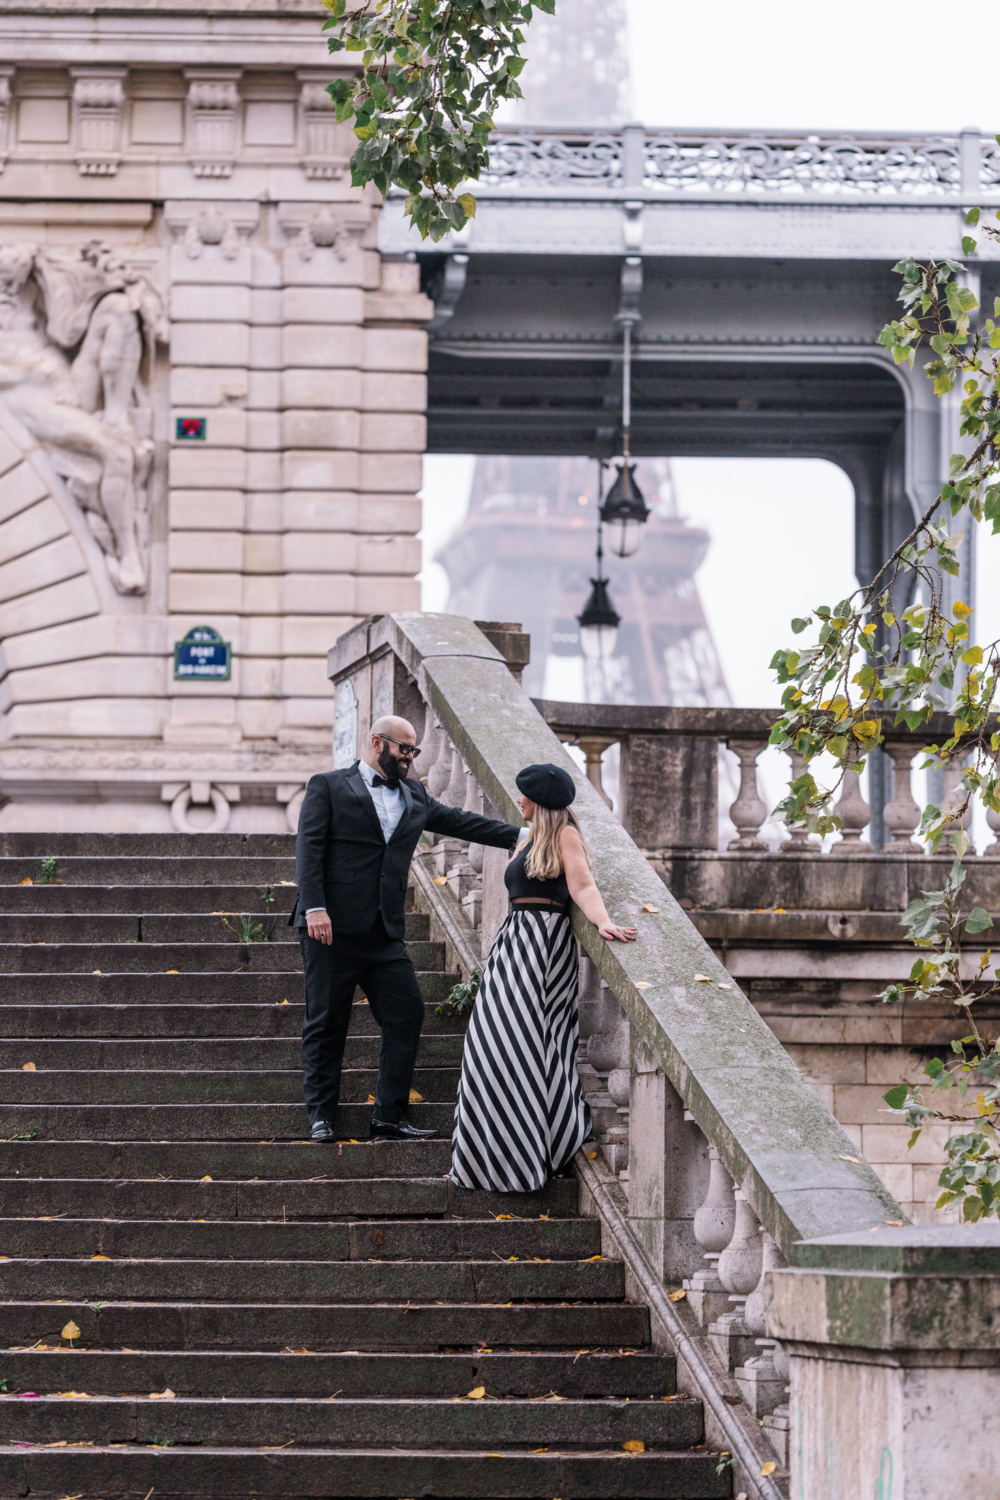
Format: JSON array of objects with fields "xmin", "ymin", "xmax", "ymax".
[{"xmin": 378, "ymin": 734, "xmax": 421, "ymax": 760}]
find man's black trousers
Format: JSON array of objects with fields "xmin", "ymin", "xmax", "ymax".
[{"xmin": 299, "ymin": 915, "xmax": 424, "ymax": 1126}]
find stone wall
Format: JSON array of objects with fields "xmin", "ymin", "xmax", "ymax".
[{"xmin": 0, "ymin": 6, "xmax": 431, "ymax": 830}]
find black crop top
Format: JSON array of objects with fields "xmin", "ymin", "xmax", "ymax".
[{"xmin": 504, "ymin": 840, "xmax": 571, "ymax": 906}]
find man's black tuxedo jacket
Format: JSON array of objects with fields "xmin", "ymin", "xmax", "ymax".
[{"xmin": 291, "ymin": 762, "xmax": 520, "ymax": 940}]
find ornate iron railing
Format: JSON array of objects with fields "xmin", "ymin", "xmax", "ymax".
[{"xmin": 478, "ymin": 123, "xmax": 991, "ymax": 198}]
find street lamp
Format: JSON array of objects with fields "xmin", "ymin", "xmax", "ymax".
[
  {"xmin": 601, "ymin": 320, "xmax": 649, "ymax": 557},
  {"xmin": 577, "ymin": 520, "xmax": 620, "ymax": 661}
]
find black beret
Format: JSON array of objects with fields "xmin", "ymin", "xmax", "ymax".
[{"xmin": 515, "ymin": 762, "xmax": 576, "ymax": 810}]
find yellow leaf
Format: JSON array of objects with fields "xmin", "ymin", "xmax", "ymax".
[
  {"xmin": 852, "ymin": 719, "xmax": 880, "ymax": 745},
  {"xmin": 408, "ymin": 1089, "xmax": 424, "ymax": 1103},
  {"xmin": 90, "ymin": 1254, "xmax": 110, "ymax": 1261},
  {"xmin": 635, "ymin": 982, "xmax": 652, "ymax": 990},
  {"xmin": 693, "ymin": 974, "xmax": 712, "ymax": 983},
  {"xmin": 433, "ymin": 876, "xmax": 448, "ymax": 885},
  {"xmin": 165, "ymin": 969, "xmax": 179, "ymax": 974},
  {"xmin": 456, "ymin": 191, "xmax": 477, "ymax": 219},
  {"xmin": 368, "ymin": 1094, "xmax": 376, "ymax": 1104},
  {"xmin": 61, "ymin": 1321, "xmax": 81, "ymax": 1341},
  {"xmin": 18, "ymin": 876, "xmax": 32, "ymax": 885},
  {"xmin": 22, "ymin": 1062, "xmax": 36, "ymax": 1071},
  {"xmin": 584, "ymin": 1151, "xmax": 597, "ymax": 1159},
  {"xmin": 584, "ymin": 1254, "xmax": 601, "ymax": 1261},
  {"xmin": 760, "ymin": 1461, "xmax": 777, "ymax": 1475},
  {"xmin": 667, "ymin": 1287, "xmax": 686, "ymax": 1302},
  {"xmin": 962, "ymin": 645, "xmax": 984, "ymax": 665},
  {"xmin": 465, "ymin": 1386, "xmax": 486, "ymax": 1399},
  {"xmin": 54, "ymin": 1391, "xmax": 89, "ymax": 1399},
  {"xmin": 148, "ymin": 1388, "xmax": 175, "ymax": 1399},
  {"xmin": 200, "ymin": 1175, "xmax": 212, "ymax": 1182},
  {"xmin": 953, "ymin": 599, "xmax": 973, "ymax": 618},
  {"xmin": 623, "ymin": 1439, "xmax": 645, "ymax": 1452},
  {"xmin": 640, "ymin": 903, "xmax": 660, "ymax": 913},
  {"xmin": 92, "ymin": 970, "xmax": 101, "ymax": 975}
]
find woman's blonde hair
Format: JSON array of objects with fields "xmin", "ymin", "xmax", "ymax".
[{"xmin": 525, "ymin": 804, "xmax": 592, "ymax": 881}]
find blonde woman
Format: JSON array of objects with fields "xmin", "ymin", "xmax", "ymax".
[{"xmin": 450, "ymin": 762, "xmax": 636, "ymax": 1194}]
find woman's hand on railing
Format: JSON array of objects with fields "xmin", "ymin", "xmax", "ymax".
[{"xmin": 597, "ymin": 920, "xmax": 637, "ymax": 943}]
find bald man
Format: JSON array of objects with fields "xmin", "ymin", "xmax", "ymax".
[{"xmin": 292, "ymin": 716, "xmax": 520, "ymax": 1143}]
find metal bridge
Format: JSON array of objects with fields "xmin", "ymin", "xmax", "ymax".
[{"xmin": 381, "ymin": 123, "xmax": 998, "ymax": 597}]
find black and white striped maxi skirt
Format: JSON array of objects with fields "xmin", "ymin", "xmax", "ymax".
[{"xmin": 450, "ymin": 908, "xmax": 591, "ymax": 1192}]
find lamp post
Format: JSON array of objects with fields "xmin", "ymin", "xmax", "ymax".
[{"xmin": 601, "ymin": 321, "xmax": 649, "ymax": 557}]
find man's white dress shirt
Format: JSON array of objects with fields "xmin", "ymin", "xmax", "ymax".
[{"xmin": 305, "ymin": 760, "xmax": 404, "ymax": 915}]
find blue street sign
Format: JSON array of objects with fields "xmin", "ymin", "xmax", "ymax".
[{"xmin": 173, "ymin": 625, "xmax": 232, "ymax": 681}]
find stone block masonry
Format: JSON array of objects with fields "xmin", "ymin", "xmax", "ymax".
[{"xmin": 0, "ymin": 16, "xmax": 432, "ymax": 832}]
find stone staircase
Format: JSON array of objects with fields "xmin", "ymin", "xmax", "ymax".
[{"xmin": 0, "ymin": 833, "xmax": 728, "ymax": 1499}]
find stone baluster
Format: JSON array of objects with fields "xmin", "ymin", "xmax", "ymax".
[
  {"xmin": 761, "ymin": 1340, "xmax": 792, "ymax": 1467},
  {"xmin": 882, "ymin": 741, "xmax": 924, "ymax": 854},
  {"xmin": 943, "ymin": 755, "xmax": 973, "ymax": 834},
  {"xmin": 454, "ymin": 763, "xmax": 485, "ymax": 927},
  {"xmin": 832, "ymin": 752, "xmax": 873, "ymax": 854},
  {"xmin": 432, "ymin": 738, "xmax": 469, "ymax": 877},
  {"xmin": 585, "ymin": 984, "xmax": 630, "ymax": 1176},
  {"xmin": 427, "ymin": 721, "xmax": 453, "ymax": 799},
  {"xmin": 709, "ymin": 1188, "xmax": 764, "ymax": 1371},
  {"xmin": 443, "ymin": 740, "xmax": 468, "ymax": 809},
  {"xmin": 735, "ymin": 1229, "xmax": 789, "ymax": 1415},
  {"xmin": 417, "ymin": 712, "xmax": 443, "ymax": 787},
  {"xmin": 726, "ymin": 739, "xmax": 769, "ymax": 850},
  {"xmin": 576, "ymin": 735, "xmax": 615, "ymax": 808},
  {"xmin": 683, "ymin": 1144, "xmax": 737, "ymax": 1325},
  {"xmin": 779, "ymin": 751, "xmax": 815, "ymax": 852}
]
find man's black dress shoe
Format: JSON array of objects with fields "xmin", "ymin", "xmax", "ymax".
[
  {"xmin": 369, "ymin": 1116, "xmax": 438, "ymax": 1141},
  {"xmin": 310, "ymin": 1118, "xmax": 337, "ymax": 1143}
]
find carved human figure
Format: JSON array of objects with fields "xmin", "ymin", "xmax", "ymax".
[{"xmin": 0, "ymin": 240, "xmax": 165, "ymax": 595}]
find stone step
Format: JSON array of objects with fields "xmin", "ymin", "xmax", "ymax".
[
  {"xmin": 0, "ymin": 1298, "xmax": 650, "ymax": 1350},
  {"xmin": 0, "ymin": 832, "xmax": 297, "ymax": 857},
  {"xmin": 0, "ymin": 1257, "xmax": 626, "ymax": 1303},
  {"xmin": 0, "ymin": 1175, "xmax": 577, "ymax": 1220},
  {"xmin": 0, "ymin": 1000, "xmax": 462, "ymax": 1036},
  {"xmin": 0, "ymin": 1032, "xmax": 464, "ymax": 1070},
  {"xmin": 0, "ymin": 1137, "xmax": 456, "ymax": 1180},
  {"xmin": 0, "ymin": 885, "xmax": 301, "ymax": 915},
  {"xmin": 0, "ymin": 1066, "xmax": 461, "ymax": 1104},
  {"xmin": 0, "ymin": 910, "xmax": 429, "ymax": 942},
  {"xmin": 0, "ymin": 940, "xmax": 445, "ymax": 973},
  {"xmin": 0, "ymin": 1347, "xmax": 676, "ymax": 1398},
  {"xmin": 0, "ymin": 855, "xmax": 296, "ymax": 884},
  {"xmin": 0, "ymin": 1100, "xmax": 456, "ymax": 1138},
  {"xmin": 0, "ymin": 1392, "xmax": 702, "ymax": 1450},
  {"xmin": 0, "ymin": 1215, "xmax": 600, "ymax": 1261},
  {"xmin": 0, "ymin": 1443, "xmax": 727, "ymax": 1498},
  {"xmin": 0, "ymin": 970, "xmax": 457, "ymax": 1003}
]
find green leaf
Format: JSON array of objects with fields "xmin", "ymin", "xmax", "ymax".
[
  {"xmin": 883, "ymin": 1086, "xmax": 909, "ymax": 1110},
  {"xmin": 962, "ymin": 236, "xmax": 978, "ymax": 256},
  {"xmin": 965, "ymin": 207, "xmax": 981, "ymax": 226},
  {"xmin": 456, "ymin": 192, "xmax": 477, "ymax": 219},
  {"xmin": 790, "ymin": 617, "xmax": 810, "ymax": 635},
  {"xmin": 966, "ymin": 907, "xmax": 995, "ymax": 934}
]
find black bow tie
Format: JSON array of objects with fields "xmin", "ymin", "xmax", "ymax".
[{"xmin": 371, "ymin": 774, "xmax": 398, "ymax": 789}]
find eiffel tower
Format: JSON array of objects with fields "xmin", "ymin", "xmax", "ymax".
[{"xmin": 438, "ymin": 1, "xmax": 731, "ymax": 710}]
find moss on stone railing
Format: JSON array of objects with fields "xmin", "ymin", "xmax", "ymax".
[{"xmin": 330, "ymin": 611, "xmax": 900, "ymax": 1259}]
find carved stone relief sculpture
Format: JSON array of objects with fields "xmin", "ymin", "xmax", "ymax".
[{"xmin": 0, "ymin": 239, "xmax": 166, "ymax": 595}]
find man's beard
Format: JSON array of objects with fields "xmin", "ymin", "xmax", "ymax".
[{"xmin": 377, "ymin": 744, "xmax": 407, "ymax": 784}]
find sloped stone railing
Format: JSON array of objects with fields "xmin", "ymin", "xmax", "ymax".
[{"xmin": 329, "ymin": 612, "xmax": 912, "ymax": 1498}]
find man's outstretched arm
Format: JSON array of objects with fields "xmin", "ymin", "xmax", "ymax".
[{"xmin": 424, "ymin": 795, "xmax": 520, "ymax": 849}]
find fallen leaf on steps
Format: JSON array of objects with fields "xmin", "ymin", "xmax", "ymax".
[
  {"xmin": 634, "ymin": 982, "xmax": 651, "ymax": 990},
  {"xmin": 667, "ymin": 1288, "xmax": 686, "ymax": 1302},
  {"xmin": 200, "ymin": 1176, "xmax": 212, "ymax": 1183},
  {"xmin": 367, "ymin": 1094, "xmax": 376, "ymax": 1104},
  {"xmin": 640, "ymin": 903, "xmax": 660, "ymax": 913},
  {"xmin": 464, "ymin": 1386, "xmax": 486, "ymax": 1399},
  {"xmin": 92, "ymin": 970, "xmax": 101, "ymax": 975},
  {"xmin": 18, "ymin": 877, "xmax": 32, "ymax": 885},
  {"xmin": 54, "ymin": 1391, "xmax": 89, "ymax": 1399},
  {"xmin": 90, "ymin": 1255, "xmax": 110, "ymax": 1262},
  {"xmin": 584, "ymin": 1151, "xmax": 597, "ymax": 1159},
  {"xmin": 838, "ymin": 1154, "xmax": 861, "ymax": 1165},
  {"xmin": 584, "ymin": 1254, "xmax": 601, "ymax": 1262},
  {"xmin": 165, "ymin": 970, "xmax": 178, "ymax": 975},
  {"xmin": 623, "ymin": 1440, "xmax": 645, "ymax": 1452},
  {"xmin": 408, "ymin": 1089, "xmax": 423, "ymax": 1103},
  {"xmin": 148, "ymin": 1389, "xmax": 175, "ymax": 1400},
  {"xmin": 60, "ymin": 1321, "xmax": 80, "ymax": 1342},
  {"xmin": 760, "ymin": 1462, "xmax": 777, "ymax": 1476},
  {"xmin": 22, "ymin": 1062, "xmax": 36, "ymax": 1071},
  {"xmin": 718, "ymin": 983, "xmax": 733, "ymax": 990},
  {"xmin": 433, "ymin": 876, "xmax": 448, "ymax": 885},
  {"xmin": 693, "ymin": 974, "xmax": 712, "ymax": 983}
]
